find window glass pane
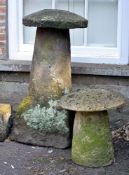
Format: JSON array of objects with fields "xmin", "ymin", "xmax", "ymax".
[
  {"xmin": 55, "ymin": 0, "xmax": 85, "ymax": 46},
  {"xmin": 23, "ymin": 0, "xmax": 118, "ymax": 48},
  {"xmin": 55, "ymin": 0, "xmax": 69, "ymax": 11},
  {"xmin": 23, "ymin": 0, "xmax": 52, "ymax": 44},
  {"xmin": 70, "ymin": 0, "xmax": 85, "ymax": 46},
  {"xmin": 23, "ymin": 0, "xmax": 85, "ymax": 46},
  {"xmin": 87, "ymin": 0, "xmax": 118, "ymax": 47}
]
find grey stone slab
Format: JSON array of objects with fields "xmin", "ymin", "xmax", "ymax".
[
  {"xmin": 0, "ymin": 60, "xmax": 31, "ymax": 72},
  {"xmin": 23, "ymin": 9, "xmax": 88, "ymax": 29},
  {"xmin": 0, "ymin": 140, "xmax": 129, "ymax": 175},
  {"xmin": 10, "ymin": 117, "xmax": 71, "ymax": 149},
  {"xmin": 72, "ymin": 75, "xmax": 129, "ymax": 86},
  {"xmin": 105, "ymin": 140, "xmax": 129, "ymax": 175},
  {"xmin": 0, "ymin": 72, "xmax": 29, "ymax": 83},
  {"xmin": 1, "ymin": 60, "xmax": 129, "ymax": 77},
  {"xmin": 106, "ymin": 171, "xmax": 129, "ymax": 175},
  {"xmin": 72, "ymin": 63, "xmax": 129, "ymax": 76}
]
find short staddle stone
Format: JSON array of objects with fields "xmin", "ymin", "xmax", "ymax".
[
  {"xmin": 72, "ymin": 111, "xmax": 114, "ymax": 167},
  {"xmin": 23, "ymin": 9, "xmax": 88, "ymax": 29},
  {"xmin": 58, "ymin": 88, "xmax": 125, "ymax": 166}
]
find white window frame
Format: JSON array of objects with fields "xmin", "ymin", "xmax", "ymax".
[{"xmin": 8, "ymin": 0, "xmax": 129, "ymax": 64}]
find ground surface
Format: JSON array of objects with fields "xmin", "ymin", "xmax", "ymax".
[{"xmin": 0, "ymin": 140, "xmax": 129, "ymax": 175}]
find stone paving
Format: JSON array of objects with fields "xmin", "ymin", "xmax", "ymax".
[{"xmin": 0, "ymin": 139, "xmax": 129, "ymax": 175}]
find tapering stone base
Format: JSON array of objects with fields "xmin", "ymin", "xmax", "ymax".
[
  {"xmin": 72, "ymin": 111, "xmax": 114, "ymax": 167},
  {"xmin": 29, "ymin": 27, "xmax": 71, "ymax": 103}
]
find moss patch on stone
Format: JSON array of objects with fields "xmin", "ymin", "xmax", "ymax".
[
  {"xmin": 22, "ymin": 100, "xmax": 69, "ymax": 135},
  {"xmin": 16, "ymin": 96, "xmax": 33, "ymax": 117},
  {"xmin": 72, "ymin": 111, "xmax": 114, "ymax": 167}
]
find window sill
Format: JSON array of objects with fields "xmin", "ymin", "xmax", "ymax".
[
  {"xmin": 0, "ymin": 60, "xmax": 129, "ymax": 77},
  {"xmin": 72, "ymin": 62, "xmax": 129, "ymax": 76},
  {"xmin": 0, "ymin": 60, "xmax": 31, "ymax": 72}
]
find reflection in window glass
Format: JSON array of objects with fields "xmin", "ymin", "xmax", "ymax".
[
  {"xmin": 55, "ymin": 0, "xmax": 85, "ymax": 46},
  {"xmin": 23, "ymin": 0, "xmax": 52, "ymax": 44},
  {"xmin": 87, "ymin": 0, "xmax": 118, "ymax": 47},
  {"xmin": 23, "ymin": 0, "xmax": 118, "ymax": 48}
]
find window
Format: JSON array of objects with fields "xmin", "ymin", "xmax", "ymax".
[{"xmin": 8, "ymin": 0, "xmax": 129, "ymax": 64}]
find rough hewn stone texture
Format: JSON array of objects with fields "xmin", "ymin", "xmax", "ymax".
[
  {"xmin": 27, "ymin": 28, "xmax": 72, "ymax": 148},
  {"xmin": 59, "ymin": 88, "xmax": 125, "ymax": 112},
  {"xmin": 10, "ymin": 117, "xmax": 70, "ymax": 149},
  {"xmin": 11, "ymin": 8, "xmax": 89, "ymax": 148},
  {"xmin": 0, "ymin": 104, "xmax": 12, "ymax": 141},
  {"xmin": 59, "ymin": 88, "xmax": 125, "ymax": 167},
  {"xmin": 29, "ymin": 28, "xmax": 72, "ymax": 103},
  {"xmin": 72, "ymin": 111, "xmax": 114, "ymax": 167},
  {"xmin": 23, "ymin": 9, "xmax": 88, "ymax": 29}
]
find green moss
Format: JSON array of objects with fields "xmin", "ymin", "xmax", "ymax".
[
  {"xmin": 22, "ymin": 100, "xmax": 69, "ymax": 135},
  {"xmin": 72, "ymin": 111, "xmax": 114, "ymax": 167},
  {"xmin": 16, "ymin": 96, "xmax": 33, "ymax": 117}
]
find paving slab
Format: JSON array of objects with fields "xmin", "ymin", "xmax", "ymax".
[{"xmin": 0, "ymin": 139, "xmax": 128, "ymax": 175}]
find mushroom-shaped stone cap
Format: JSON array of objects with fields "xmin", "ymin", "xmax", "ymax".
[
  {"xmin": 58, "ymin": 88, "xmax": 125, "ymax": 112},
  {"xmin": 23, "ymin": 9, "xmax": 88, "ymax": 29}
]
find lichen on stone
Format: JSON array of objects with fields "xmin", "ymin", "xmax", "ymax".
[
  {"xmin": 22, "ymin": 100, "xmax": 69, "ymax": 135},
  {"xmin": 72, "ymin": 111, "xmax": 114, "ymax": 167},
  {"xmin": 16, "ymin": 96, "xmax": 33, "ymax": 117}
]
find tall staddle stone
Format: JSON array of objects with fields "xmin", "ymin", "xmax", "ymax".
[
  {"xmin": 23, "ymin": 9, "xmax": 88, "ymax": 103},
  {"xmin": 10, "ymin": 9, "xmax": 88, "ymax": 148}
]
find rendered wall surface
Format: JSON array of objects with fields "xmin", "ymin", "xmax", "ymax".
[{"xmin": 0, "ymin": 72, "xmax": 129, "ymax": 110}]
